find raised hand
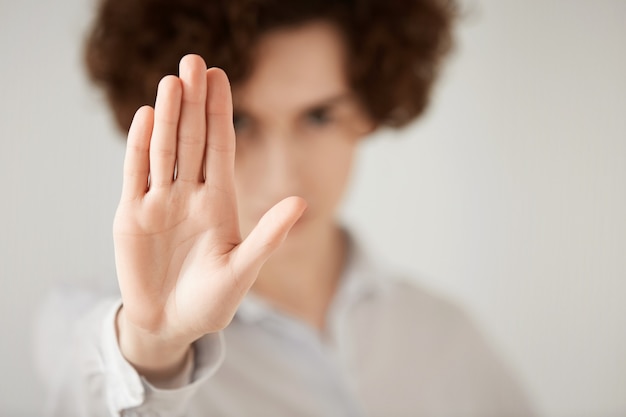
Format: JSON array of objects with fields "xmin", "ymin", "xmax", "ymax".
[{"xmin": 113, "ymin": 55, "xmax": 306, "ymax": 380}]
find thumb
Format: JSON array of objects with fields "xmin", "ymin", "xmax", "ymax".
[{"xmin": 232, "ymin": 196, "xmax": 307, "ymax": 279}]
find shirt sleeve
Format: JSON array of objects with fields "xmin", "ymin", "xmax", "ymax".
[{"xmin": 38, "ymin": 290, "xmax": 225, "ymax": 417}]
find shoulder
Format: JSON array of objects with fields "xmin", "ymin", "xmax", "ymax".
[
  {"xmin": 349, "ymin": 245, "xmax": 502, "ymax": 372},
  {"xmin": 353, "ymin": 266, "xmax": 481, "ymax": 349},
  {"xmin": 349, "ymin": 276, "xmax": 537, "ymax": 416},
  {"xmin": 342, "ymin": 237, "xmax": 536, "ymax": 415},
  {"xmin": 343, "ymin": 233, "xmax": 475, "ymax": 339}
]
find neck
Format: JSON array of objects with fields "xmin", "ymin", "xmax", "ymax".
[{"xmin": 251, "ymin": 222, "xmax": 347, "ymax": 331}]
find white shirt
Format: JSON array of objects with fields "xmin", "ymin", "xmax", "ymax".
[{"xmin": 35, "ymin": 238, "xmax": 535, "ymax": 417}]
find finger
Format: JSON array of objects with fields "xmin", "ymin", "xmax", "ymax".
[
  {"xmin": 204, "ymin": 68, "xmax": 236, "ymax": 189},
  {"xmin": 121, "ymin": 106, "xmax": 154, "ymax": 201},
  {"xmin": 175, "ymin": 54, "xmax": 208, "ymax": 183},
  {"xmin": 150, "ymin": 75, "xmax": 182, "ymax": 188},
  {"xmin": 232, "ymin": 197, "xmax": 307, "ymax": 278}
]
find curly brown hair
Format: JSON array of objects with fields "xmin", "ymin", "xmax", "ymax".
[{"xmin": 84, "ymin": 0, "xmax": 457, "ymax": 133}]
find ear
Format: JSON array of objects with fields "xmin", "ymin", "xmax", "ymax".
[{"xmin": 353, "ymin": 109, "xmax": 377, "ymax": 137}]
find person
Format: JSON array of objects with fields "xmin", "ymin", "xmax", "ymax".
[{"xmin": 35, "ymin": 0, "xmax": 536, "ymax": 416}]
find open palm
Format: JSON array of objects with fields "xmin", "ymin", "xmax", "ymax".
[{"xmin": 113, "ymin": 55, "xmax": 305, "ymax": 351}]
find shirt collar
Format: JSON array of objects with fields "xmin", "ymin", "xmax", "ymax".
[{"xmin": 235, "ymin": 229, "xmax": 383, "ymax": 326}]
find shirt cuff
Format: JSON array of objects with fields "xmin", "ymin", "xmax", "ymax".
[
  {"xmin": 146, "ymin": 343, "xmax": 196, "ymax": 390},
  {"xmin": 100, "ymin": 299, "xmax": 225, "ymax": 416}
]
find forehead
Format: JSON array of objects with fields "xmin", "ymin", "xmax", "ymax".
[{"xmin": 232, "ymin": 20, "xmax": 350, "ymax": 115}]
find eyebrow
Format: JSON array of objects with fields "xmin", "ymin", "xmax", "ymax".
[
  {"xmin": 233, "ymin": 92, "xmax": 355, "ymax": 117},
  {"xmin": 298, "ymin": 92, "xmax": 354, "ymax": 113}
]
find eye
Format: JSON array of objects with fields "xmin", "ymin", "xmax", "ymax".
[
  {"xmin": 305, "ymin": 106, "xmax": 333, "ymax": 126},
  {"xmin": 233, "ymin": 113, "xmax": 250, "ymax": 132}
]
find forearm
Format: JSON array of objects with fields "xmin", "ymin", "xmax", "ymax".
[{"xmin": 41, "ymin": 295, "xmax": 224, "ymax": 417}]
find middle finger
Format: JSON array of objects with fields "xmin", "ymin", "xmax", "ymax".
[{"xmin": 175, "ymin": 54, "xmax": 208, "ymax": 183}]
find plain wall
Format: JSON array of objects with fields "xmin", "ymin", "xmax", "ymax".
[{"xmin": 1, "ymin": 1, "xmax": 624, "ymax": 416}]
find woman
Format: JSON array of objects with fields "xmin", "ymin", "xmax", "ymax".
[{"xmin": 39, "ymin": 0, "xmax": 535, "ymax": 416}]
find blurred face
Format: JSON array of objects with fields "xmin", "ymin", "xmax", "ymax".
[{"xmin": 232, "ymin": 21, "xmax": 373, "ymax": 245}]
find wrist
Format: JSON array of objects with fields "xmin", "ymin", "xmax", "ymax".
[{"xmin": 116, "ymin": 306, "xmax": 192, "ymax": 383}]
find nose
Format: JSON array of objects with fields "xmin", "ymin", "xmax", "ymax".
[{"xmin": 262, "ymin": 134, "xmax": 302, "ymax": 199}]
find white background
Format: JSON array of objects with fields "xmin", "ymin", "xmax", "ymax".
[{"xmin": 1, "ymin": 1, "xmax": 625, "ymax": 416}]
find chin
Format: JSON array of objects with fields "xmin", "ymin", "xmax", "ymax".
[{"xmin": 278, "ymin": 220, "xmax": 315, "ymax": 252}]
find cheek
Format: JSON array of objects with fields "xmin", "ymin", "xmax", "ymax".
[
  {"xmin": 233, "ymin": 152, "xmax": 263, "ymax": 233},
  {"xmin": 232, "ymin": 133, "xmax": 359, "ymax": 233}
]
